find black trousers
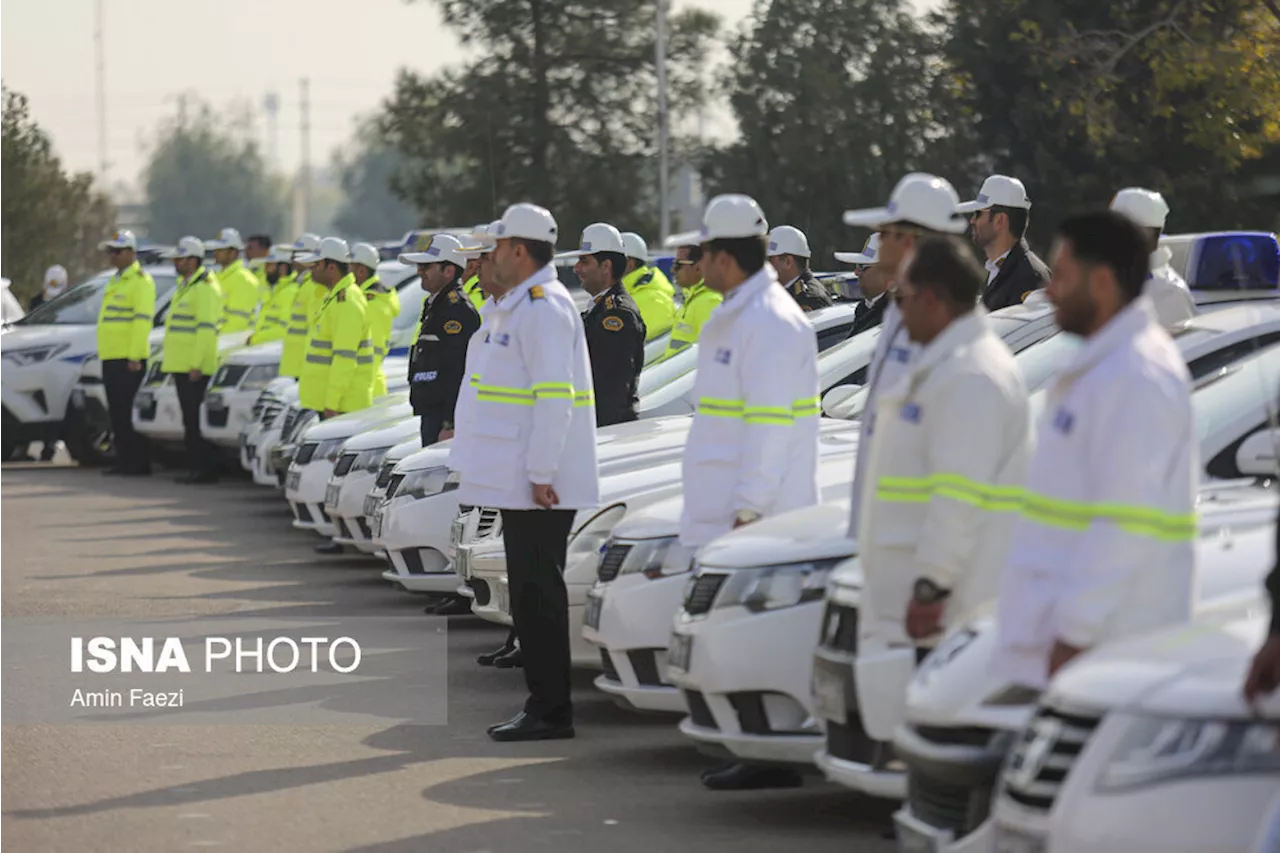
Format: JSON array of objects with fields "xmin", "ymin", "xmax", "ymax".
[
  {"xmin": 173, "ymin": 373, "xmax": 217, "ymax": 475},
  {"xmin": 419, "ymin": 412, "xmax": 446, "ymax": 447},
  {"xmin": 501, "ymin": 508, "xmax": 576, "ymax": 724},
  {"xmin": 102, "ymin": 358, "xmax": 148, "ymax": 472}
]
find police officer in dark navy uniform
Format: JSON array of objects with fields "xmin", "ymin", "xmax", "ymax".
[
  {"xmin": 559, "ymin": 223, "xmax": 647, "ymax": 427},
  {"xmin": 400, "ymin": 234, "xmax": 481, "ymax": 446},
  {"xmin": 766, "ymin": 225, "xmax": 835, "ymax": 312}
]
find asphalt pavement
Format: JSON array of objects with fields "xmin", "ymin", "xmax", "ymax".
[{"xmin": 1, "ymin": 460, "xmax": 896, "ymax": 852}]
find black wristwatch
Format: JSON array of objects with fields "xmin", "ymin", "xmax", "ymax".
[{"xmin": 913, "ymin": 578, "xmax": 951, "ymax": 605}]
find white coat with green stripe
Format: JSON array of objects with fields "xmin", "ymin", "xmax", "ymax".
[
  {"xmin": 993, "ymin": 298, "xmax": 1197, "ymax": 689},
  {"xmin": 679, "ymin": 264, "xmax": 821, "ymax": 548},
  {"xmin": 454, "ymin": 264, "xmax": 600, "ymax": 511},
  {"xmin": 857, "ymin": 310, "xmax": 1030, "ymax": 649}
]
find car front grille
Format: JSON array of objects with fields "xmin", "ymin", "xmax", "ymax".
[
  {"xmin": 683, "ymin": 572, "xmax": 727, "ymax": 615},
  {"xmin": 819, "ymin": 601, "xmax": 859, "ymax": 653},
  {"xmin": 600, "ymin": 649, "xmax": 620, "ymax": 682},
  {"xmin": 292, "ymin": 502, "xmax": 313, "ymax": 524},
  {"xmin": 334, "ymin": 452, "xmax": 357, "ymax": 476},
  {"xmin": 278, "ymin": 408, "xmax": 298, "ymax": 437},
  {"xmin": 401, "ymin": 549, "xmax": 426, "ymax": 575},
  {"xmin": 467, "ymin": 579, "xmax": 491, "ymax": 606},
  {"xmin": 907, "ymin": 773, "xmax": 985, "ymax": 836},
  {"xmin": 826, "ymin": 715, "xmax": 882, "ymax": 765},
  {"xmin": 627, "ymin": 649, "xmax": 662, "ymax": 686},
  {"xmin": 597, "ymin": 543, "xmax": 632, "ymax": 582},
  {"xmin": 261, "ymin": 403, "xmax": 283, "ymax": 427},
  {"xmin": 476, "ymin": 508, "xmax": 501, "ymax": 538},
  {"xmin": 684, "ymin": 690, "xmax": 717, "ymax": 730},
  {"xmin": 355, "ymin": 517, "xmax": 371, "ymax": 539},
  {"xmin": 1001, "ymin": 703, "xmax": 1102, "ymax": 813},
  {"xmin": 295, "ymin": 441, "xmax": 318, "ymax": 465}
]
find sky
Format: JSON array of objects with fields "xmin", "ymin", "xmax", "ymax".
[{"xmin": 2, "ymin": 0, "xmax": 761, "ymax": 193}]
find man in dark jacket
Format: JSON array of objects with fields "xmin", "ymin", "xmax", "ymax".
[
  {"xmin": 1244, "ymin": 494, "xmax": 1280, "ymax": 703},
  {"xmin": 400, "ymin": 234, "xmax": 482, "ymax": 447},
  {"xmin": 957, "ymin": 175, "xmax": 1050, "ymax": 311},
  {"xmin": 835, "ymin": 233, "xmax": 889, "ymax": 337},
  {"xmin": 767, "ymin": 225, "xmax": 834, "ymax": 312},
  {"xmin": 560, "ymin": 223, "xmax": 646, "ymax": 427}
]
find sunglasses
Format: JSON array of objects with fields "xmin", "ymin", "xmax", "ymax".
[{"xmin": 674, "ymin": 259, "xmax": 698, "ymax": 268}]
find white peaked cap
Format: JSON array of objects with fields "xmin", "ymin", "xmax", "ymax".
[
  {"xmin": 956, "ymin": 175, "xmax": 1032, "ymax": 213},
  {"xmin": 350, "ymin": 242, "xmax": 380, "ymax": 270},
  {"xmin": 1110, "ymin": 187, "xmax": 1170, "ymax": 229},
  {"xmin": 834, "ymin": 233, "xmax": 881, "ymax": 265},
  {"xmin": 292, "ymin": 233, "xmax": 322, "ymax": 252},
  {"xmin": 621, "ymin": 232, "xmax": 650, "ymax": 261},
  {"xmin": 842, "ymin": 173, "xmax": 967, "ymax": 234},
  {"xmin": 491, "ymin": 203, "xmax": 558, "ymax": 244},
  {"xmin": 556, "ymin": 222, "xmax": 626, "ymax": 259},
  {"xmin": 161, "ymin": 236, "xmax": 205, "ymax": 259},
  {"xmin": 767, "ymin": 225, "xmax": 811, "ymax": 258},
  {"xmin": 99, "ymin": 229, "xmax": 138, "ymax": 250},
  {"xmin": 205, "ymin": 227, "xmax": 245, "ymax": 250},
  {"xmin": 295, "ymin": 237, "xmax": 350, "ymax": 265},
  {"xmin": 400, "ymin": 233, "xmax": 473, "ymax": 268}
]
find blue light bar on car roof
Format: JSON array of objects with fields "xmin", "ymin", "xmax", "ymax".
[{"xmin": 1185, "ymin": 232, "xmax": 1279, "ymax": 291}]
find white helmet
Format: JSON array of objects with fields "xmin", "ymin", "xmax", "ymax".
[
  {"xmin": 621, "ymin": 232, "xmax": 650, "ymax": 262},
  {"xmin": 350, "ymin": 242, "xmax": 380, "ymax": 270},
  {"xmin": 556, "ymin": 222, "xmax": 626, "ymax": 259},
  {"xmin": 1110, "ymin": 187, "xmax": 1169, "ymax": 230},
  {"xmin": 843, "ymin": 173, "xmax": 966, "ymax": 234},
  {"xmin": 834, "ymin": 233, "xmax": 880, "ymax": 265},
  {"xmin": 666, "ymin": 193, "xmax": 769, "ymax": 247},
  {"xmin": 767, "ymin": 225, "xmax": 811, "ymax": 259}
]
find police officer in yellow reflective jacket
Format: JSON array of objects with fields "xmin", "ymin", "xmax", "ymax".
[
  {"xmin": 250, "ymin": 245, "xmax": 300, "ymax": 344},
  {"xmin": 460, "ymin": 224, "xmax": 489, "ymax": 311},
  {"xmin": 351, "ymin": 242, "xmax": 400, "ymax": 397},
  {"xmin": 161, "ymin": 237, "xmax": 225, "ymax": 484},
  {"xmin": 245, "ymin": 233, "xmax": 273, "ymax": 304},
  {"xmin": 620, "ymin": 231, "xmax": 675, "ymax": 341},
  {"xmin": 206, "ymin": 227, "xmax": 261, "ymax": 334},
  {"xmin": 660, "ymin": 236, "xmax": 722, "ymax": 360},
  {"xmin": 295, "ymin": 237, "xmax": 372, "ymax": 418},
  {"xmin": 281, "ymin": 233, "xmax": 324, "ymax": 378},
  {"xmin": 96, "ymin": 229, "xmax": 157, "ymax": 476}
]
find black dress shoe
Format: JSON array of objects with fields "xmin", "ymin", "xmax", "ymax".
[
  {"xmin": 486, "ymin": 711, "xmax": 528, "ymax": 735},
  {"xmin": 493, "ymin": 647, "xmax": 523, "ymax": 669},
  {"xmin": 488, "ymin": 714, "xmax": 574, "ymax": 742},
  {"xmin": 314, "ymin": 541, "xmax": 345, "ymax": 555},
  {"xmin": 700, "ymin": 762, "xmax": 804, "ymax": 791},
  {"xmin": 431, "ymin": 597, "xmax": 473, "ymax": 616},
  {"xmin": 477, "ymin": 643, "xmax": 516, "ymax": 666}
]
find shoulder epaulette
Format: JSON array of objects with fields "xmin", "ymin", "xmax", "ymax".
[
  {"xmin": 448, "ymin": 290, "xmax": 460, "ymax": 304},
  {"xmin": 529, "ymin": 285, "xmax": 545, "ymax": 300},
  {"xmin": 337, "ymin": 288, "xmax": 346, "ymax": 302},
  {"xmin": 605, "ymin": 295, "xmax": 615, "ymax": 309}
]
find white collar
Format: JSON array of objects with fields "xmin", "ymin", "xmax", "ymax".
[{"xmin": 862, "ymin": 292, "xmax": 885, "ymax": 309}]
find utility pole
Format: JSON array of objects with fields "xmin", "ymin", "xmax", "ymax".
[
  {"xmin": 299, "ymin": 78, "xmax": 311, "ymax": 234},
  {"xmin": 655, "ymin": 0, "xmax": 670, "ymax": 245},
  {"xmin": 94, "ymin": 0, "xmax": 109, "ymax": 186},
  {"xmin": 263, "ymin": 91, "xmax": 280, "ymax": 171}
]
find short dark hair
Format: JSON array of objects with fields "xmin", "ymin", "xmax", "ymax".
[
  {"xmin": 705, "ymin": 235, "xmax": 767, "ymax": 276},
  {"xmin": 594, "ymin": 251, "xmax": 626, "ymax": 283},
  {"xmin": 248, "ymin": 234, "xmax": 273, "ymax": 251},
  {"xmin": 904, "ymin": 234, "xmax": 984, "ymax": 310},
  {"xmin": 441, "ymin": 261, "xmax": 463, "ymax": 283},
  {"xmin": 625, "ymin": 256, "xmax": 644, "ymax": 274},
  {"xmin": 991, "ymin": 205, "xmax": 1028, "ymax": 239},
  {"xmin": 1056, "ymin": 211, "xmax": 1151, "ymax": 303},
  {"xmin": 785, "ymin": 253, "xmax": 811, "ymax": 272},
  {"xmin": 512, "ymin": 238, "xmax": 554, "ymax": 267}
]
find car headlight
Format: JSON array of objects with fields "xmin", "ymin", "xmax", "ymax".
[
  {"xmin": 240, "ymin": 363, "xmax": 279, "ymax": 390},
  {"xmin": 2, "ymin": 342, "xmax": 70, "ymax": 366},
  {"xmin": 567, "ymin": 504, "xmax": 627, "ymax": 563},
  {"xmin": 317, "ymin": 438, "xmax": 346, "ymax": 462},
  {"xmin": 287, "ymin": 410, "xmax": 317, "ymax": 441},
  {"xmin": 614, "ymin": 536, "xmax": 685, "ymax": 579},
  {"xmin": 354, "ymin": 446, "xmax": 392, "ymax": 473},
  {"xmin": 715, "ymin": 559, "xmax": 841, "ymax": 612},
  {"xmin": 400, "ymin": 465, "xmax": 452, "ymax": 499},
  {"xmin": 1097, "ymin": 715, "xmax": 1280, "ymax": 791}
]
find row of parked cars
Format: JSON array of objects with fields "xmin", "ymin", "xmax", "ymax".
[{"xmin": 6, "ymin": 232, "xmax": 1278, "ymax": 851}]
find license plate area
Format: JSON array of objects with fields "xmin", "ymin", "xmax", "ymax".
[
  {"xmin": 811, "ymin": 663, "xmax": 848, "ymax": 722},
  {"xmin": 668, "ymin": 632, "xmax": 693, "ymax": 672},
  {"xmin": 286, "ymin": 469, "xmax": 301, "ymax": 491},
  {"xmin": 584, "ymin": 591, "xmax": 603, "ymax": 630}
]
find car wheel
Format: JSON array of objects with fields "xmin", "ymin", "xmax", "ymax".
[{"xmin": 63, "ymin": 408, "xmax": 114, "ymax": 467}]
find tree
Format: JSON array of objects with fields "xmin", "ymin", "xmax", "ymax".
[
  {"xmin": 702, "ymin": 0, "xmax": 972, "ymax": 266},
  {"xmin": 331, "ymin": 118, "xmax": 417, "ymax": 241},
  {"xmin": 1, "ymin": 87, "xmax": 118, "ymax": 304},
  {"xmin": 379, "ymin": 0, "xmax": 721, "ymax": 243},
  {"xmin": 142, "ymin": 97, "xmax": 288, "ymax": 244}
]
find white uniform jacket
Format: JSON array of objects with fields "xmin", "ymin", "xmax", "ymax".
[
  {"xmin": 992, "ymin": 297, "xmax": 1197, "ymax": 689},
  {"xmin": 848, "ymin": 300, "xmax": 918, "ymax": 540},
  {"xmin": 679, "ymin": 265, "xmax": 821, "ymax": 548},
  {"xmin": 455, "ymin": 266, "xmax": 600, "ymax": 511},
  {"xmin": 448, "ymin": 296, "xmax": 494, "ymax": 480},
  {"xmin": 1145, "ymin": 247, "xmax": 1195, "ymax": 330},
  {"xmin": 857, "ymin": 311, "xmax": 1030, "ymax": 646}
]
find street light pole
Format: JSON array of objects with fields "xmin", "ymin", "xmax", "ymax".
[{"xmin": 655, "ymin": 0, "xmax": 670, "ymax": 245}]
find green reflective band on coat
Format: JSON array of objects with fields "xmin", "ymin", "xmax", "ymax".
[
  {"xmin": 532, "ymin": 381, "xmax": 573, "ymax": 400},
  {"xmin": 574, "ymin": 391, "xmax": 595, "ymax": 408},
  {"xmin": 697, "ymin": 397, "xmax": 745, "ymax": 418},
  {"xmin": 356, "ymin": 355, "xmax": 374, "ymax": 364},
  {"xmin": 305, "ymin": 353, "xmax": 333, "ymax": 365},
  {"xmin": 698, "ymin": 396, "xmax": 819, "ymax": 423},
  {"xmin": 332, "ymin": 349, "xmax": 357, "ymax": 359},
  {"xmin": 471, "ymin": 377, "xmax": 593, "ymax": 408},
  {"xmin": 226, "ymin": 308, "xmax": 252, "ymax": 318},
  {"xmin": 286, "ymin": 328, "xmax": 307, "ymax": 336},
  {"xmin": 744, "ymin": 405, "xmax": 794, "ymax": 425},
  {"xmin": 875, "ymin": 473, "xmax": 1196, "ymax": 542},
  {"xmin": 310, "ymin": 339, "xmax": 332, "ymax": 349},
  {"xmin": 793, "ymin": 396, "xmax": 821, "ymax": 418},
  {"xmin": 100, "ymin": 316, "xmax": 134, "ymax": 324}
]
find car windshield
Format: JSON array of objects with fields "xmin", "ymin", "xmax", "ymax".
[
  {"xmin": 17, "ymin": 269, "xmax": 178, "ymax": 326},
  {"xmin": 1190, "ymin": 344, "xmax": 1280, "ymax": 443}
]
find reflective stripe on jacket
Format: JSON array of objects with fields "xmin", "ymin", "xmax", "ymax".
[
  {"xmin": 96, "ymin": 261, "xmax": 156, "ymax": 361},
  {"xmin": 679, "ymin": 265, "xmax": 820, "ymax": 547},
  {"xmin": 662, "ymin": 282, "xmax": 721, "ymax": 360},
  {"xmin": 161, "ymin": 267, "xmax": 224, "ymax": 375},
  {"xmin": 462, "ymin": 275, "xmax": 485, "ymax": 311},
  {"xmin": 298, "ymin": 276, "xmax": 372, "ymax": 412},
  {"xmin": 250, "ymin": 272, "xmax": 299, "ymax": 345},
  {"xmin": 622, "ymin": 265, "xmax": 676, "ymax": 341},
  {"xmin": 857, "ymin": 310, "xmax": 1030, "ymax": 646},
  {"xmin": 217, "ymin": 259, "xmax": 261, "ymax": 334},
  {"xmin": 361, "ymin": 276, "xmax": 401, "ymax": 398},
  {"xmin": 280, "ymin": 274, "xmax": 323, "ymax": 378},
  {"xmin": 993, "ymin": 297, "xmax": 1197, "ymax": 689},
  {"xmin": 454, "ymin": 265, "xmax": 600, "ymax": 511}
]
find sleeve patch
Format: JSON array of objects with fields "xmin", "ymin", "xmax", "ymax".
[
  {"xmin": 443, "ymin": 320, "xmax": 463, "ymax": 334},
  {"xmin": 602, "ymin": 316, "xmax": 624, "ymax": 332},
  {"xmin": 529, "ymin": 285, "xmax": 545, "ymax": 300}
]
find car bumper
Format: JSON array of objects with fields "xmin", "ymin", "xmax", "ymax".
[
  {"xmin": 377, "ymin": 488, "xmax": 459, "ymax": 588},
  {"xmin": 133, "ymin": 383, "xmax": 184, "ymax": 441},
  {"xmin": 326, "ymin": 469, "xmax": 380, "ymax": 553},
  {"xmin": 201, "ymin": 388, "xmax": 261, "ymax": 448},
  {"xmin": 249, "ymin": 426, "xmax": 285, "ymax": 486},
  {"xmin": 285, "ymin": 457, "xmax": 337, "ymax": 536},
  {"xmin": 667, "ymin": 599, "xmax": 824, "ymax": 767},
  {"xmin": 583, "ymin": 572, "xmax": 686, "ymax": 712}
]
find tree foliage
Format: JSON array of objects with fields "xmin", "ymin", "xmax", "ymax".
[
  {"xmin": 143, "ymin": 98, "xmax": 288, "ymax": 244},
  {"xmin": 1, "ymin": 87, "xmax": 117, "ymax": 304},
  {"xmin": 331, "ymin": 118, "xmax": 417, "ymax": 241},
  {"xmin": 380, "ymin": 0, "xmax": 721, "ymax": 242}
]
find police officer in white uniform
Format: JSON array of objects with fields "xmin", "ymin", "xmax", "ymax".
[
  {"xmin": 676, "ymin": 194, "xmax": 822, "ymax": 790},
  {"xmin": 1110, "ymin": 187, "xmax": 1195, "ymax": 329},
  {"xmin": 456, "ymin": 203, "xmax": 599, "ymax": 742}
]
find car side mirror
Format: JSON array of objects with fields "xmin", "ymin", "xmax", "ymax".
[
  {"xmin": 1236, "ymin": 428, "xmax": 1280, "ymax": 477},
  {"xmin": 821, "ymin": 384, "xmax": 862, "ymax": 419}
]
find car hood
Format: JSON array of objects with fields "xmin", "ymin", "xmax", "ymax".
[
  {"xmin": 221, "ymin": 340, "xmax": 284, "ymax": 365},
  {"xmin": 301, "ymin": 398, "xmax": 413, "ymax": 440},
  {"xmin": 0, "ymin": 323, "xmax": 97, "ymax": 355},
  {"xmin": 698, "ymin": 498, "xmax": 857, "ymax": 569},
  {"xmin": 341, "ymin": 415, "xmax": 421, "ymax": 452}
]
